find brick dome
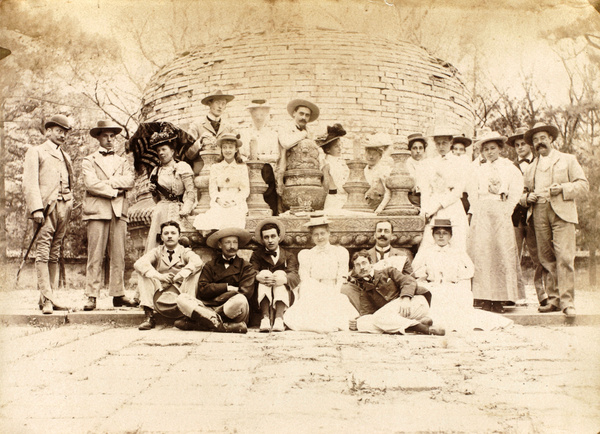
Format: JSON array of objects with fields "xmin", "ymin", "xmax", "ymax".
[{"xmin": 140, "ymin": 29, "xmax": 474, "ymax": 143}]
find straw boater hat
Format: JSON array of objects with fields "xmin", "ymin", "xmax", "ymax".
[
  {"xmin": 254, "ymin": 218, "xmax": 286, "ymax": 245},
  {"xmin": 474, "ymin": 129, "xmax": 507, "ymax": 149},
  {"xmin": 506, "ymin": 127, "xmax": 529, "ymax": 147},
  {"xmin": 452, "ymin": 134, "xmax": 472, "ymax": 148},
  {"xmin": 287, "ymin": 99, "xmax": 320, "ymax": 122},
  {"xmin": 201, "ymin": 90, "xmax": 235, "ymax": 106},
  {"xmin": 523, "ymin": 122, "xmax": 559, "ymax": 146},
  {"xmin": 246, "ymin": 99, "xmax": 271, "ymax": 110},
  {"xmin": 407, "ymin": 133, "xmax": 427, "ymax": 149},
  {"xmin": 44, "ymin": 114, "xmax": 71, "ymax": 131},
  {"xmin": 316, "ymin": 124, "xmax": 346, "ymax": 148},
  {"xmin": 90, "ymin": 120, "xmax": 122, "ymax": 138},
  {"xmin": 216, "ymin": 133, "xmax": 243, "ymax": 148},
  {"xmin": 364, "ymin": 132, "xmax": 393, "ymax": 151},
  {"xmin": 303, "ymin": 213, "xmax": 330, "ymax": 228},
  {"xmin": 153, "ymin": 286, "xmax": 184, "ymax": 319},
  {"xmin": 206, "ymin": 227, "xmax": 252, "ymax": 249},
  {"xmin": 431, "ymin": 218, "xmax": 453, "ymax": 229},
  {"xmin": 431, "ymin": 125, "xmax": 457, "ymax": 138}
]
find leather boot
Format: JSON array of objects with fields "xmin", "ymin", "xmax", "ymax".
[
  {"xmin": 113, "ymin": 296, "xmax": 139, "ymax": 308},
  {"xmin": 222, "ymin": 322, "xmax": 248, "ymax": 334},
  {"xmin": 139, "ymin": 307, "xmax": 156, "ymax": 331},
  {"xmin": 191, "ymin": 306, "xmax": 224, "ymax": 331},
  {"xmin": 84, "ymin": 297, "xmax": 97, "ymax": 311}
]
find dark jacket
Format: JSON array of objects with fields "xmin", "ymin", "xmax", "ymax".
[
  {"xmin": 250, "ymin": 247, "xmax": 300, "ymax": 289},
  {"xmin": 197, "ymin": 255, "xmax": 256, "ymax": 307},
  {"xmin": 349, "ymin": 267, "xmax": 431, "ymax": 316},
  {"xmin": 511, "ymin": 157, "xmax": 535, "ymax": 227}
]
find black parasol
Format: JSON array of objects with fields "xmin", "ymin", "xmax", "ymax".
[{"xmin": 127, "ymin": 121, "xmax": 196, "ymax": 173}]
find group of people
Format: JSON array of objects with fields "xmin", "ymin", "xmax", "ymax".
[{"xmin": 22, "ymin": 94, "xmax": 588, "ymax": 334}]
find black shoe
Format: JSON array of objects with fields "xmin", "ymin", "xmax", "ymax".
[
  {"xmin": 538, "ymin": 304, "xmax": 560, "ymax": 313},
  {"xmin": 138, "ymin": 316, "xmax": 156, "ymax": 331},
  {"xmin": 174, "ymin": 318, "xmax": 198, "ymax": 331},
  {"xmin": 480, "ymin": 300, "xmax": 492, "ymax": 311},
  {"xmin": 222, "ymin": 322, "xmax": 248, "ymax": 334},
  {"xmin": 191, "ymin": 307, "xmax": 224, "ymax": 332},
  {"xmin": 539, "ymin": 298, "xmax": 548, "ymax": 307},
  {"xmin": 491, "ymin": 302, "xmax": 505, "ymax": 314},
  {"xmin": 83, "ymin": 297, "xmax": 96, "ymax": 311},
  {"xmin": 113, "ymin": 296, "xmax": 139, "ymax": 308}
]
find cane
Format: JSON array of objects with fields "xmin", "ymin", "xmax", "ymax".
[{"xmin": 16, "ymin": 203, "xmax": 51, "ymax": 283}]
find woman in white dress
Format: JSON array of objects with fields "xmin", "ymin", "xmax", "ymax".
[
  {"xmin": 466, "ymin": 131, "xmax": 525, "ymax": 313},
  {"xmin": 284, "ymin": 215, "xmax": 357, "ymax": 333},
  {"xmin": 413, "ymin": 219, "xmax": 513, "ymax": 333},
  {"xmin": 193, "ymin": 134, "xmax": 250, "ymax": 230},
  {"xmin": 146, "ymin": 130, "xmax": 196, "ymax": 252},
  {"xmin": 318, "ymin": 124, "xmax": 349, "ymax": 211}
]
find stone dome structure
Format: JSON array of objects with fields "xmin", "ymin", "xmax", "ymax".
[{"xmin": 140, "ymin": 28, "xmax": 473, "ymax": 142}]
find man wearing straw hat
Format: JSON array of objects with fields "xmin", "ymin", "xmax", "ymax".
[
  {"xmin": 82, "ymin": 120, "xmax": 137, "ymax": 311},
  {"xmin": 176, "ymin": 227, "xmax": 256, "ymax": 333},
  {"xmin": 23, "ymin": 114, "xmax": 74, "ymax": 314},
  {"xmin": 522, "ymin": 122, "xmax": 588, "ymax": 317},
  {"xmin": 507, "ymin": 126, "xmax": 548, "ymax": 308}
]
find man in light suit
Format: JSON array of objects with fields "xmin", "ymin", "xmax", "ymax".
[
  {"xmin": 82, "ymin": 120, "xmax": 137, "ymax": 311},
  {"xmin": 185, "ymin": 89, "xmax": 235, "ymax": 174},
  {"xmin": 23, "ymin": 114, "xmax": 74, "ymax": 314},
  {"xmin": 134, "ymin": 221, "xmax": 204, "ymax": 330},
  {"xmin": 522, "ymin": 122, "xmax": 589, "ymax": 317},
  {"xmin": 341, "ymin": 220, "xmax": 413, "ymax": 312}
]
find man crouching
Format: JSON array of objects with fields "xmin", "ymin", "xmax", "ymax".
[
  {"xmin": 175, "ymin": 227, "xmax": 256, "ymax": 333},
  {"xmin": 349, "ymin": 250, "xmax": 444, "ymax": 336}
]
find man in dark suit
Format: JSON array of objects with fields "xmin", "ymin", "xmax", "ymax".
[
  {"xmin": 82, "ymin": 120, "xmax": 137, "ymax": 311},
  {"xmin": 250, "ymin": 218, "xmax": 300, "ymax": 332},
  {"xmin": 507, "ymin": 127, "xmax": 547, "ymax": 307},
  {"xmin": 176, "ymin": 227, "xmax": 256, "ymax": 333},
  {"xmin": 23, "ymin": 114, "xmax": 74, "ymax": 314},
  {"xmin": 522, "ymin": 123, "xmax": 589, "ymax": 317},
  {"xmin": 349, "ymin": 250, "xmax": 444, "ymax": 335}
]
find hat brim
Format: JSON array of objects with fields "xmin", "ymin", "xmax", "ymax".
[
  {"xmin": 44, "ymin": 121, "xmax": 71, "ymax": 131},
  {"xmin": 318, "ymin": 136, "xmax": 342, "ymax": 147},
  {"xmin": 206, "ymin": 228, "xmax": 252, "ymax": 249},
  {"xmin": 201, "ymin": 94, "xmax": 235, "ymax": 106},
  {"xmin": 287, "ymin": 99, "xmax": 320, "ymax": 122},
  {"xmin": 452, "ymin": 137, "xmax": 472, "ymax": 147},
  {"xmin": 475, "ymin": 136, "xmax": 507, "ymax": 149},
  {"xmin": 216, "ymin": 137, "xmax": 243, "ymax": 148},
  {"xmin": 254, "ymin": 218, "xmax": 286, "ymax": 244},
  {"xmin": 90, "ymin": 127, "xmax": 122, "ymax": 138},
  {"xmin": 523, "ymin": 125, "xmax": 558, "ymax": 145},
  {"xmin": 303, "ymin": 217, "xmax": 330, "ymax": 228},
  {"xmin": 153, "ymin": 286, "xmax": 184, "ymax": 319},
  {"xmin": 506, "ymin": 134, "xmax": 525, "ymax": 147}
]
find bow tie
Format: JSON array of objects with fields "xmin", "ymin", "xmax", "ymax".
[
  {"xmin": 99, "ymin": 150, "xmax": 114, "ymax": 156},
  {"xmin": 221, "ymin": 256, "xmax": 236, "ymax": 265},
  {"xmin": 295, "ymin": 124, "xmax": 306, "ymax": 131},
  {"xmin": 265, "ymin": 249, "xmax": 277, "ymax": 257},
  {"xmin": 519, "ymin": 158, "xmax": 531, "ymax": 164},
  {"xmin": 167, "ymin": 250, "xmax": 175, "ymax": 262}
]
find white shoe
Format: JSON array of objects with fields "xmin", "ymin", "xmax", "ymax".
[
  {"xmin": 272, "ymin": 317, "xmax": 285, "ymax": 332},
  {"xmin": 259, "ymin": 317, "xmax": 271, "ymax": 332}
]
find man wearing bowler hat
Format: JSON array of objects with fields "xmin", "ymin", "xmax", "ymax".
[
  {"xmin": 522, "ymin": 122, "xmax": 588, "ymax": 317},
  {"xmin": 277, "ymin": 98, "xmax": 320, "ymax": 197},
  {"xmin": 82, "ymin": 120, "xmax": 138, "ymax": 311},
  {"xmin": 250, "ymin": 218, "xmax": 299, "ymax": 332},
  {"xmin": 23, "ymin": 114, "xmax": 74, "ymax": 314},
  {"xmin": 134, "ymin": 221, "xmax": 204, "ymax": 330},
  {"xmin": 176, "ymin": 227, "xmax": 256, "ymax": 333},
  {"xmin": 507, "ymin": 126, "xmax": 548, "ymax": 307},
  {"xmin": 185, "ymin": 89, "xmax": 236, "ymax": 172}
]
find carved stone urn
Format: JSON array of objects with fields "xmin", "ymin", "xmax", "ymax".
[
  {"xmin": 246, "ymin": 160, "xmax": 272, "ymax": 216},
  {"xmin": 342, "ymin": 160, "xmax": 371, "ymax": 212},
  {"xmin": 281, "ymin": 138, "xmax": 326, "ymax": 213},
  {"xmin": 194, "ymin": 148, "xmax": 221, "ymax": 212},
  {"xmin": 380, "ymin": 145, "xmax": 419, "ymax": 216}
]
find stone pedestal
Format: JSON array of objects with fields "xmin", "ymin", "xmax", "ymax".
[
  {"xmin": 381, "ymin": 148, "xmax": 419, "ymax": 216},
  {"xmin": 246, "ymin": 160, "xmax": 272, "ymax": 217},
  {"xmin": 281, "ymin": 139, "xmax": 326, "ymax": 213},
  {"xmin": 194, "ymin": 150, "xmax": 221, "ymax": 212},
  {"xmin": 343, "ymin": 160, "xmax": 371, "ymax": 212}
]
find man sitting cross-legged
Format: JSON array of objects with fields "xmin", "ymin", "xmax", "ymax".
[
  {"xmin": 250, "ymin": 218, "xmax": 300, "ymax": 332},
  {"xmin": 349, "ymin": 250, "xmax": 445, "ymax": 336},
  {"xmin": 134, "ymin": 221, "xmax": 204, "ymax": 330},
  {"xmin": 175, "ymin": 227, "xmax": 256, "ymax": 333}
]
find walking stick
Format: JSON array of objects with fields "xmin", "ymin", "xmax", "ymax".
[{"xmin": 16, "ymin": 203, "xmax": 51, "ymax": 283}]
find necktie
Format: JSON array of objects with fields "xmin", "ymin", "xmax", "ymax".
[
  {"xmin": 99, "ymin": 150, "xmax": 114, "ymax": 156},
  {"xmin": 296, "ymin": 124, "xmax": 305, "ymax": 131},
  {"xmin": 167, "ymin": 250, "xmax": 174, "ymax": 262},
  {"xmin": 376, "ymin": 248, "xmax": 390, "ymax": 261},
  {"xmin": 209, "ymin": 117, "xmax": 220, "ymax": 132}
]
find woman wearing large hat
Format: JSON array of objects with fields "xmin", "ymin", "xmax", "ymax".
[
  {"xmin": 466, "ymin": 130, "xmax": 526, "ymax": 313},
  {"xmin": 283, "ymin": 214, "xmax": 357, "ymax": 332},
  {"xmin": 317, "ymin": 123, "xmax": 349, "ymax": 211},
  {"xmin": 193, "ymin": 133, "xmax": 250, "ymax": 230},
  {"xmin": 363, "ymin": 132, "xmax": 393, "ymax": 214},
  {"xmin": 145, "ymin": 124, "xmax": 196, "ymax": 252}
]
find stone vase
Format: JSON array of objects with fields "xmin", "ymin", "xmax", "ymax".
[
  {"xmin": 281, "ymin": 139, "xmax": 326, "ymax": 213},
  {"xmin": 246, "ymin": 160, "xmax": 272, "ymax": 216},
  {"xmin": 342, "ymin": 160, "xmax": 371, "ymax": 212},
  {"xmin": 194, "ymin": 150, "xmax": 221, "ymax": 212},
  {"xmin": 380, "ymin": 148, "xmax": 419, "ymax": 216}
]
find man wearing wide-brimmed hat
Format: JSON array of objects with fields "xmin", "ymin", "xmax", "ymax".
[
  {"xmin": 23, "ymin": 114, "xmax": 75, "ymax": 314},
  {"xmin": 250, "ymin": 218, "xmax": 299, "ymax": 332},
  {"xmin": 277, "ymin": 98, "xmax": 320, "ymax": 197},
  {"xmin": 507, "ymin": 126, "xmax": 547, "ymax": 307},
  {"xmin": 175, "ymin": 227, "xmax": 256, "ymax": 333},
  {"xmin": 82, "ymin": 120, "xmax": 138, "ymax": 311},
  {"xmin": 185, "ymin": 90, "xmax": 236, "ymax": 169},
  {"xmin": 521, "ymin": 122, "xmax": 588, "ymax": 317}
]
